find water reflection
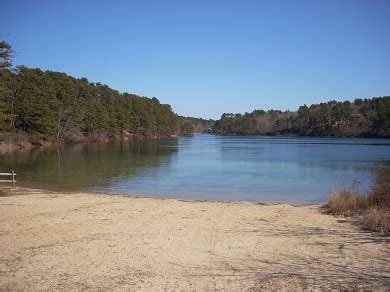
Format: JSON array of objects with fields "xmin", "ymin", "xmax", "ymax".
[
  {"xmin": 1, "ymin": 135, "xmax": 389, "ymax": 203},
  {"xmin": 0, "ymin": 139, "xmax": 179, "ymax": 191}
]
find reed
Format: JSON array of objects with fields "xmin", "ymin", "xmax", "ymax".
[{"xmin": 324, "ymin": 165, "xmax": 390, "ymax": 233}]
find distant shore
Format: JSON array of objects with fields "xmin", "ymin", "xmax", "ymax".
[
  {"xmin": 0, "ymin": 133, "xmax": 180, "ymax": 154},
  {"xmin": 2, "ymin": 132, "xmax": 389, "ymax": 155},
  {"xmin": 0, "ymin": 188, "xmax": 388, "ymax": 289}
]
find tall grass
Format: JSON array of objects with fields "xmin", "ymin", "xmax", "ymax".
[
  {"xmin": 368, "ymin": 166, "xmax": 390, "ymax": 208},
  {"xmin": 324, "ymin": 166, "xmax": 390, "ymax": 233},
  {"xmin": 0, "ymin": 188, "xmax": 12, "ymax": 197}
]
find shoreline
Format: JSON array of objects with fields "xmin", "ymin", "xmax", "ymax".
[
  {"xmin": 1, "ymin": 189, "xmax": 389, "ymax": 289},
  {"xmin": 0, "ymin": 134, "xmax": 181, "ymax": 155},
  {"xmin": 2, "ymin": 187, "xmax": 322, "ymax": 206},
  {"xmin": 2, "ymin": 133, "xmax": 389, "ymax": 155}
]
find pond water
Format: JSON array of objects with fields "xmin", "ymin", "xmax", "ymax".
[{"xmin": 1, "ymin": 135, "xmax": 389, "ymax": 203}]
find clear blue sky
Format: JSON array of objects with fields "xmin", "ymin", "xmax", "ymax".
[{"xmin": 1, "ymin": 0, "xmax": 389, "ymax": 119}]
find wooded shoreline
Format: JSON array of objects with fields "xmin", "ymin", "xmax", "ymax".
[
  {"xmin": 0, "ymin": 132, "xmax": 179, "ymax": 154},
  {"xmin": 1, "ymin": 40, "xmax": 388, "ymax": 145},
  {"xmin": 213, "ymin": 96, "xmax": 390, "ymax": 138}
]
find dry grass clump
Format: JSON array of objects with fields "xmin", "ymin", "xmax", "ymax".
[
  {"xmin": 367, "ymin": 166, "xmax": 390, "ymax": 208},
  {"xmin": 0, "ymin": 188, "xmax": 12, "ymax": 197},
  {"xmin": 0, "ymin": 132, "xmax": 30, "ymax": 144},
  {"xmin": 325, "ymin": 188, "xmax": 366, "ymax": 216},
  {"xmin": 323, "ymin": 165, "xmax": 390, "ymax": 233},
  {"xmin": 358, "ymin": 207, "xmax": 390, "ymax": 233}
]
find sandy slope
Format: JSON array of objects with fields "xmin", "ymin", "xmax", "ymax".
[{"xmin": 0, "ymin": 190, "xmax": 389, "ymax": 290}]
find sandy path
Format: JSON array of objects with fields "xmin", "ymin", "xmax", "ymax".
[{"xmin": 0, "ymin": 190, "xmax": 389, "ymax": 290}]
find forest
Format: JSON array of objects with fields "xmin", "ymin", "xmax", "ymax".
[
  {"xmin": 177, "ymin": 116, "xmax": 214, "ymax": 136},
  {"xmin": 0, "ymin": 40, "xmax": 212, "ymax": 145},
  {"xmin": 1, "ymin": 39, "xmax": 389, "ymax": 144},
  {"xmin": 213, "ymin": 97, "xmax": 390, "ymax": 137}
]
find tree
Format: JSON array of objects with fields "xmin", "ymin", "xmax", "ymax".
[
  {"xmin": 0, "ymin": 40, "xmax": 13, "ymax": 69},
  {"xmin": 0, "ymin": 55, "xmax": 181, "ymax": 142},
  {"xmin": 212, "ymin": 97, "xmax": 390, "ymax": 138},
  {"xmin": 0, "ymin": 40, "xmax": 15, "ymax": 132},
  {"xmin": 179, "ymin": 121, "xmax": 195, "ymax": 136}
]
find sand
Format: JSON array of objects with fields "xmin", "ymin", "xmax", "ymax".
[{"xmin": 0, "ymin": 189, "xmax": 389, "ymax": 290}]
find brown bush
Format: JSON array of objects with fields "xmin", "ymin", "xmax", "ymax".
[
  {"xmin": 323, "ymin": 188, "xmax": 366, "ymax": 216},
  {"xmin": 368, "ymin": 166, "xmax": 390, "ymax": 208},
  {"xmin": 324, "ymin": 165, "xmax": 390, "ymax": 233},
  {"xmin": 358, "ymin": 207, "xmax": 390, "ymax": 233},
  {"xmin": 0, "ymin": 188, "xmax": 12, "ymax": 197},
  {"xmin": 0, "ymin": 131, "xmax": 30, "ymax": 144}
]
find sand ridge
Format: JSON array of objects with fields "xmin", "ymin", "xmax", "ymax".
[{"xmin": 0, "ymin": 190, "xmax": 389, "ymax": 290}]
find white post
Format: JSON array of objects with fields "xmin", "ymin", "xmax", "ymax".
[{"xmin": 11, "ymin": 170, "xmax": 15, "ymax": 188}]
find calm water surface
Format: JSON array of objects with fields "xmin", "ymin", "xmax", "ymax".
[{"xmin": 1, "ymin": 135, "xmax": 389, "ymax": 203}]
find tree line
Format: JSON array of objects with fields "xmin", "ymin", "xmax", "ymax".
[
  {"xmin": 213, "ymin": 97, "xmax": 390, "ymax": 137},
  {"xmin": 0, "ymin": 40, "xmax": 212, "ymax": 145},
  {"xmin": 1, "ymin": 39, "xmax": 388, "ymax": 142},
  {"xmin": 0, "ymin": 66, "xmax": 178, "ymax": 143},
  {"xmin": 177, "ymin": 116, "xmax": 214, "ymax": 136}
]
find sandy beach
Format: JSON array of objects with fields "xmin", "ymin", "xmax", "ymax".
[{"xmin": 0, "ymin": 189, "xmax": 389, "ymax": 290}]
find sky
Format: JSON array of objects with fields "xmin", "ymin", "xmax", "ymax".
[{"xmin": 1, "ymin": 0, "xmax": 389, "ymax": 119}]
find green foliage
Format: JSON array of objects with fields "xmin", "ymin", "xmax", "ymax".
[
  {"xmin": 179, "ymin": 121, "xmax": 195, "ymax": 136},
  {"xmin": 177, "ymin": 116, "xmax": 214, "ymax": 136},
  {"xmin": 0, "ymin": 40, "xmax": 13, "ymax": 69},
  {"xmin": 0, "ymin": 39, "xmax": 182, "ymax": 142},
  {"xmin": 0, "ymin": 70, "xmax": 16, "ymax": 132},
  {"xmin": 213, "ymin": 97, "xmax": 390, "ymax": 137},
  {"xmin": 2, "ymin": 38, "xmax": 387, "ymax": 141},
  {"xmin": 0, "ymin": 65, "xmax": 179, "ymax": 142},
  {"xmin": 0, "ymin": 40, "xmax": 16, "ymax": 132}
]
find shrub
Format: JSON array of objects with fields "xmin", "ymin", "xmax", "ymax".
[
  {"xmin": 0, "ymin": 131, "xmax": 30, "ymax": 144},
  {"xmin": 324, "ymin": 188, "xmax": 366, "ymax": 216},
  {"xmin": 358, "ymin": 207, "xmax": 390, "ymax": 233},
  {"xmin": 368, "ymin": 166, "xmax": 390, "ymax": 208},
  {"xmin": 324, "ymin": 165, "xmax": 390, "ymax": 233},
  {"xmin": 0, "ymin": 188, "xmax": 12, "ymax": 197}
]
